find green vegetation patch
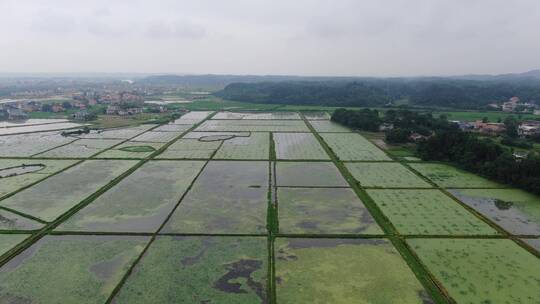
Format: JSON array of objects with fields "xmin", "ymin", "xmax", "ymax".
[
  {"xmin": 57, "ymin": 161, "xmax": 204, "ymax": 233},
  {"xmin": 0, "ymin": 210, "xmax": 44, "ymax": 230},
  {"xmin": 274, "ymin": 133, "xmax": 329, "ymax": 160},
  {"xmin": 0, "ymin": 234, "xmax": 29, "ymax": 256},
  {"xmin": 0, "ymin": 160, "xmax": 137, "ymax": 222},
  {"xmin": 0, "ymin": 131, "xmax": 76, "ymax": 157},
  {"xmin": 0, "ymin": 235, "xmax": 149, "ymax": 304},
  {"xmin": 346, "ymin": 163, "xmax": 432, "ymax": 188},
  {"xmin": 449, "ymin": 189, "xmax": 540, "ymax": 235},
  {"xmin": 407, "ymin": 238, "xmax": 540, "ymax": 304},
  {"xmin": 163, "ymin": 161, "xmax": 268, "ymax": 234},
  {"xmin": 309, "ymin": 120, "xmax": 351, "ymax": 132},
  {"xmin": 367, "ymin": 189, "xmax": 498, "ymax": 235},
  {"xmin": 95, "ymin": 142, "xmax": 163, "ymax": 159},
  {"xmin": 214, "ymin": 132, "xmax": 270, "ymax": 160},
  {"xmin": 278, "ymin": 188, "xmax": 382, "ymax": 234},
  {"xmin": 196, "ymin": 120, "xmax": 309, "ymax": 132},
  {"xmin": 321, "ymin": 133, "xmax": 392, "ymax": 161},
  {"xmin": 275, "ymin": 238, "xmax": 431, "ymax": 304},
  {"xmin": 36, "ymin": 139, "xmax": 123, "ymax": 158},
  {"xmin": 113, "ymin": 236, "xmax": 267, "ymax": 303},
  {"xmin": 0, "ymin": 159, "xmax": 77, "ymax": 198},
  {"xmin": 409, "ymin": 163, "xmax": 503, "ymax": 188},
  {"xmin": 276, "ymin": 162, "xmax": 348, "ymax": 187}
]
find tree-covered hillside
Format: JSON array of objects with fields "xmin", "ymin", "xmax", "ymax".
[{"xmin": 216, "ymin": 78, "xmax": 540, "ymax": 109}]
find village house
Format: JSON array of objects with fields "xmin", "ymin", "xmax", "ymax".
[
  {"xmin": 51, "ymin": 104, "xmax": 64, "ymax": 113},
  {"xmin": 106, "ymin": 105, "xmax": 121, "ymax": 115},
  {"xmin": 72, "ymin": 110, "xmax": 91, "ymax": 120},
  {"xmin": 18, "ymin": 101, "xmax": 41, "ymax": 112},
  {"xmin": 473, "ymin": 121, "xmax": 506, "ymax": 135},
  {"xmin": 378, "ymin": 123, "xmax": 394, "ymax": 131},
  {"xmin": 6, "ymin": 107, "xmax": 28, "ymax": 120},
  {"xmin": 409, "ymin": 133, "xmax": 428, "ymax": 142},
  {"xmin": 502, "ymin": 97, "xmax": 520, "ymax": 112},
  {"xmin": 518, "ymin": 120, "xmax": 540, "ymax": 137}
]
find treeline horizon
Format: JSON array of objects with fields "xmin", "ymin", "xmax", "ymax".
[
  {"xmin": 216, "ymin": 78, "xmax": 540, "ymax": 109},
  {"xmin": 331, "ymin": 108, "xmax": 540, "ymax": 195}
]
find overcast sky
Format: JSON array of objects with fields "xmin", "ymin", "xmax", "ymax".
[{"xmin": 1, "ymin": 0, "xmax": 539, "ymax": 76}]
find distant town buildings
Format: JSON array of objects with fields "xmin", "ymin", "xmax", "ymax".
[{"xmin": 105, "ymin": 105, "xmax": 143, "ymax": 116}]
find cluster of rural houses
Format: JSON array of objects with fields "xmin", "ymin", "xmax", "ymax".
[
  {"xmin": 454, "ymin": 120, "xmax": 540, "ymax": 137},
  {"xmin": 489, "ymin": 96, "xmax": 540, "ymax": 114}
]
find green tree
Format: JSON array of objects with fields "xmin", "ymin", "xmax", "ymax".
[{"xmin": 503, "ymin": 116, "xmax": 519, "ymax": 138}]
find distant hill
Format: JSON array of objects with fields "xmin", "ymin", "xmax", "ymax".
[
  {"xmin": 137, "ymin": 74, "xmax": 381, "ymax": 90},
  {"xmin": 138, "ymin": 69, "xmax": 540, "ymax": 91},
  {"xmin": 216, "ymin": 74, "xmax": 540, "ymax": 109},
  {"xmin": 452, "ymin": 69, "xmax": 540, "ymax": 82}
]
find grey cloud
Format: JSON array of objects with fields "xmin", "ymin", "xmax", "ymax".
[
  {"xmin": 1, "ymin": 0, "xmax": 539, "ymax": 76},
  {"xmin": 145, "ymin": 21, "xmax": 206, "ymax": 40}
]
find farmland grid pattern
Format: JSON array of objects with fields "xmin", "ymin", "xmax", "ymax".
[{"xmin": 0, "ymin": 111, "xmax": 539, "ymax": 303}]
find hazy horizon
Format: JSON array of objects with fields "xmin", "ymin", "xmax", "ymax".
[{"xmin": 2, "ymin": 0, "xmax": 540, "ymax": 77}]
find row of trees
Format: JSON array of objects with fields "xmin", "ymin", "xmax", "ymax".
[
  {"xmin": 331, "ymin": 108, "xmax": 454, "ymax": 143},
  {"xmin": 217, "ymin": 79, "xmax": 540, "ymax": 109},
  {"xmin": 331, "ymin": 108, "xmax": 382, "ymax": 131},
  {"xmin": 417, "ymin": 129, "xmax": 540, "ymax": 194}
]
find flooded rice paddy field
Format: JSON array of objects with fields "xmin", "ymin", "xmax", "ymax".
[
  {"xmin": 0, "ymin": 118, "xmax": 69, "ymax": 128},
  {"xmin": 367, "ymin": 189, "xmax": 498, "ymax": 235},
  {"xmin": 163, "ymin": 161, "xmax": 268, "ymax": 234},
  {"xmin": 113, "ymin": 236, "xmax": 268, "ymax": 303},
  {"xmin": 0, "ymin": 235, "xmax": 149, "ymax": 304},
  {"xmin": 213, "ymin": 111, "xmax": 301, "ymax": 120},
  {"xmin": 196, "ymin": 119, "xmax": 310, "ymax": 132},
  {"xmin": 308, "ymin": 120, "xmax": 351, "ymax": 132},
  {"xmin": 132, "ymin": 130, "xmax": 184, "ymax": 143},
  {"xmin": 152, "ymin": 123, "xmax": 192, "ymax": 132},
  {"xmin": 302, "ymin": 111, "xmax": 331, "ymax": 120},
  {"xmin": 277, "ymin": 187, "xmax": 382, "ymax": 234},
  {"xmin": 274, "ymin": 133, "xmax": 329, "ymax": 160},
  {"xmin": 275, "ymin": 238, "xmax": 433, "ymax": 304},
  {"xmin": 0, "ymin": 122, "xmax": 85, "ymax": 136},
  {"xmin": 0, "ymin": 209, "xmax": 44, "ymax": 230},
  {"xmin": 0, "ymin": 159, "xmax": 77, "ymax": 198},
  {"xmin": 78, "ymin": 125, "xmax": 155, "ymax": 140},
  {"xmin": 36, "ymin": 139, "xmax": 124, "ymax": 158},
  {"xmin": 94, "ymin": 141, "xmax": 164, "ymax": 159},
  {"xmin": 56, "ymin": 161, "xmax": 204, "ymax": 233},
  {"xmin": 0, "ymin": 112, "xmax": 539, "ymax": 303},
  {"xmin": 0, "ymin": 160, "xmax": 138, "ymax": 222},
  {"xmin": 409, "ymin": 163, "xmax": 504, "ymax": 188},
  {"xmin": 275, "ymin": 161, "xmax": 348, "ymax": 187},
  {"xmin": 0, "ymin": 131, "xmax": 77, "ymax": 156},
  {"xmin": 407, "ymin": 239, "xmax": 540, "ymax": 304},
  {"xmin": 321, "ymin": 132, "xmax": 392, "ymax": 161},
  {"xmin": 346, "ymin": 162, "xmax": 433, "ymax": 188},
  {"xmin": 449, "ymin": 188, "xmax": 540, "ymax": 235}
]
